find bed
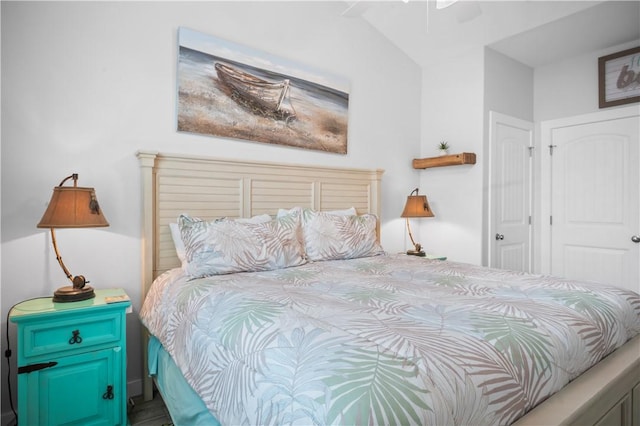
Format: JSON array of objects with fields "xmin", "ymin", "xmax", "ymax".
[{"xmin": 137, "ymin": 151, "xmax": 640, "ymax": 426}]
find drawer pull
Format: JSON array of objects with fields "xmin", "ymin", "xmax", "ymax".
[
  {"xmin": 102, "ymin": 385, "xmax": 114, "ymax": 400},
  {"xmin": 68, "ymin": 330, "xmax": 83, "ymax": 345}
]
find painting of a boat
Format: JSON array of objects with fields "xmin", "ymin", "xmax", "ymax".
[
  {"xmin": 177, "ymin": 28, "xmax": 349, "ymax": 154},
  {"xmin": 215, "ymin": 62, "xmax": 296, "ymax": 121}
]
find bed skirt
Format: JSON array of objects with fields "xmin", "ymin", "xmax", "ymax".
[{"xmin": 148, "ymin": 336, "xmax": 220, "ymax": 426}]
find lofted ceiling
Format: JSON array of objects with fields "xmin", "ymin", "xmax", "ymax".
[{"xmin": 346, "ymin": 0, "xmax": 640, "ymax": 68}]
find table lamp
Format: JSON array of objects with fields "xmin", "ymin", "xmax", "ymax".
[
  {"xmin": 401, "ymin": 188, "xmax": 434, "ymax": 257},
  {"xmin": 37, "ymin": 173, "xmax": 109, "ymax": 302}
]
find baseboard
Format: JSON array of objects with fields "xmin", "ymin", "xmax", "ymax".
[{"xmin": 128, "ymin": 377, "xmax": 144, "ymax": 399}]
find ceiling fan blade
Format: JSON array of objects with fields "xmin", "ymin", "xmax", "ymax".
[{"xmin": 342, "ymin": 1, "xmax": 372, "ymax": 18}]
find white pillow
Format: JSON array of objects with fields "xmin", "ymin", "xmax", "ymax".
[
  {"xmin": 169, "ymin": 214, "xmax": 272, "ymax": 265},
  {"xmin": 178, "ymin": 210, "xmax": 305, "ymax": 278},
  {"xmin": 301, "ymin": 210, "xmax": 384, "ymax": 261}
]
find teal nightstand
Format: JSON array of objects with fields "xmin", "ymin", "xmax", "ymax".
[{"xmin": 9, "ymin": 288, "xmax": 131, "ymax": 426}]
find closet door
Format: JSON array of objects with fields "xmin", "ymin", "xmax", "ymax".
[{"xmin": 549, "ymin": 114, "xmax": 639, "ymax": 292}]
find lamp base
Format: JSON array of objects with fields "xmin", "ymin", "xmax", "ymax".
[
  {"xmin": 53, "ymin": 285, "xmax": 95, "ymax": 303},
  {"xmin": 406, "ymin": 250, "xmax": 426, "ymax": 257}
]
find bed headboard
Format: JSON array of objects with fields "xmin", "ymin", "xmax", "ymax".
[{"xmin": 137, "ymin": 151, "xmax": 384, "ymax": 296}]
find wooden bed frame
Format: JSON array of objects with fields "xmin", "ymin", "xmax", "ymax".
[{"xmin": 138, "ymin": 151, "xmax": 639, "ymax": 426}]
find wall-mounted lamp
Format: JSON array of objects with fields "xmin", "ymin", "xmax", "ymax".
[
  {"xmin": 37, "ymin": 174, "xmax": 109, "ymax": 302},
  {"xmin": 400, "ymin": 188, "xmax": 434, "ymax": 257}
]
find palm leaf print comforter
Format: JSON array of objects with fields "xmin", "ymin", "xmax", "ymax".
[{"xmin": 140, "ymin": 254, "xmax": 640, "ymax": 425}]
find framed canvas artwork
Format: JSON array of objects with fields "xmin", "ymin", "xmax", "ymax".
[
  {"xmin": 176, "ymin": 27, "xmax": 350, "ymax": 154},
  {"xmin": 598, "ymin": 46, "xmax": 640, "ymax": 108}
]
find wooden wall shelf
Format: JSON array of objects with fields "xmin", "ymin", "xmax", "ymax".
[{"xmin": 413, "ymin": 152, "xmax": 476, "ymax": 169}]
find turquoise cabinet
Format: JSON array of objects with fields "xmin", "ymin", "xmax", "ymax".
[{"xmin": 10, "ymin": 289, "xmax": 130, "ymax": 426}]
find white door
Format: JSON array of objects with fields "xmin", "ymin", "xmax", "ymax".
[
  {"xmin": 489, "ymin": 112, "xmax": 533, "ymax": 272},
  {"xmin": 550, "ymin": 115, "xmax": 639, "ymax": 292}
]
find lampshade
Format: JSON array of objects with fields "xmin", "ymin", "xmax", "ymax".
[
  {"xmin": 38, "ymin": 174, "xmax": 108, "ymax": 303},
  {"xmin": 401, "ymin": 188, "xmax": 433, "ymax": 257},
  {"xmin": 37, "ymin": 178, "xmax": 109, "ymax": 228},
  {"xmin": 401, "ymin": 191, "xmax": 434, "ymax": 218}
]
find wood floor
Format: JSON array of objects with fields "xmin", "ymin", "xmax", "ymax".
[{"xmin": 128, "ymin": 391, "xmax": 173, "ymax": 426}]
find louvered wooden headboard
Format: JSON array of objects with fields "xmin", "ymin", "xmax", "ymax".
[{"xmin": 138, "ymin": 151, "xmax": 384, "ymax": 292}]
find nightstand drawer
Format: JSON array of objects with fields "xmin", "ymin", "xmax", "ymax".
[{"xmin": 21, "ymin": 311, "xmax": 122, "ymax": 360}]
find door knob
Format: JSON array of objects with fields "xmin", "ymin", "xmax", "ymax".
[
  {"xmin": 632, "ymin": 235, "xmax": 640, "ymax": 243},
  {"xmin": 495, "ymin": 234, "xmax": 504, "ymax": 241}
]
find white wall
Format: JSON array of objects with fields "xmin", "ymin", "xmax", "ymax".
[
  {"xmin": 534, "ymin": 39, "xmax": 640, "ymax": 122},
  {"xmin": 484, "ymin": 47, "xmax": 534, "ymax": 122},
  {"xmin": 0, "ymin": 1, "xmax": 422, "ymax": 418},
  {"xmin": 419, "ymin": 47, "xmax": 486, "ymax": 265}
]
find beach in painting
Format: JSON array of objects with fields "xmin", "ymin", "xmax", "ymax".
[{"xmin": 177, "ymin": 47, "xmax": 349, "ymax": 154}]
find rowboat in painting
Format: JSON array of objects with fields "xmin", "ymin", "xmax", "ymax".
[{"xmin": 215, "ymin": 62, "xmax": 296, "ymax": 121}]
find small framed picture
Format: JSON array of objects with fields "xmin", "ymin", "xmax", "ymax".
[{"xmin": 598, "ymin": 46, "xmax": 640, "ymax": 108}]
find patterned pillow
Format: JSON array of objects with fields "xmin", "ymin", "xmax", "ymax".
[
  {"xmin": 302, "ymin": 209, "xmax": 384, "ymax": 261},
  {"xmin": 169, "ymin": 214, "xmax": 272, "ymax": 266},
  {"xmin": 178, "ymin": 210, "xmax": 305, "ymax": 278}
]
